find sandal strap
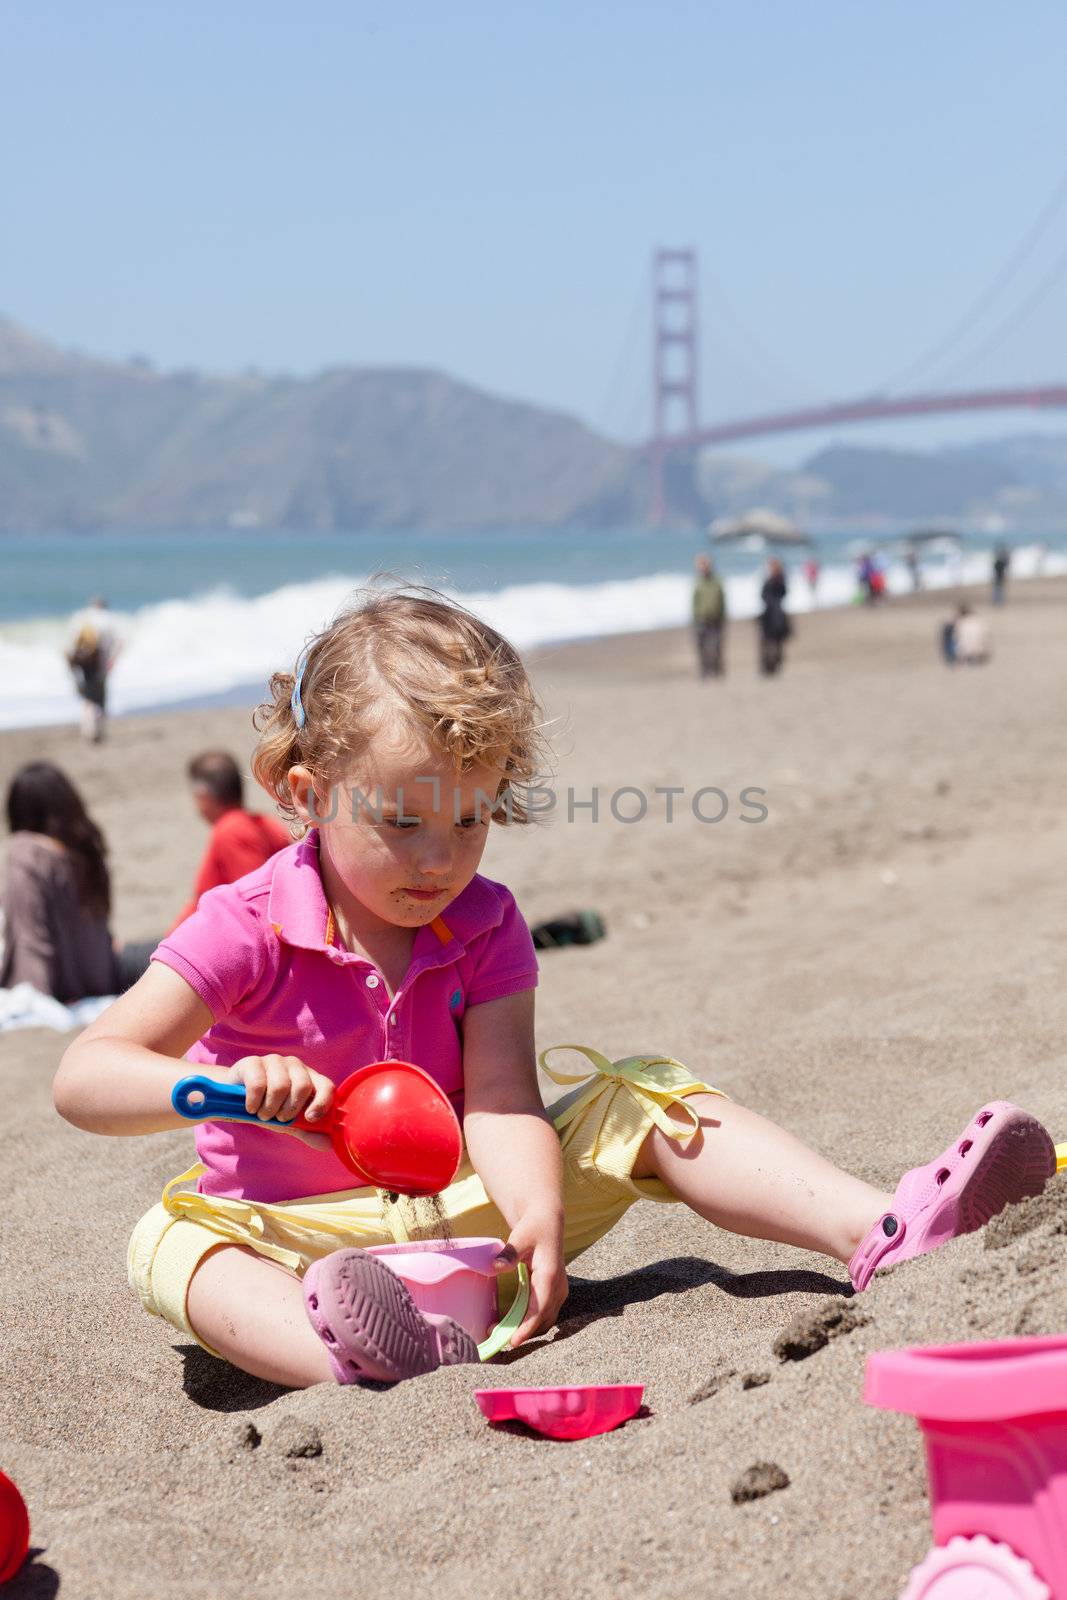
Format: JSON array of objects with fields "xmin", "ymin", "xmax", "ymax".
[{"xmin": 849, "ymin": 1212, "xmax": 906, "ymax": 1292}]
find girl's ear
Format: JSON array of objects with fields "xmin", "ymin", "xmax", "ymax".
[{"xmin": 286, "ymin": 765, "xmax": 330, "ymax": 827}]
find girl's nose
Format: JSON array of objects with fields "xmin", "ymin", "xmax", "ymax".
[{"xmin": 414, "ymin": 838, "xmax": 453, "ymax": 875}]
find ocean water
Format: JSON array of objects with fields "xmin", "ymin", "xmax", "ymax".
[{"xmin": 1, "ymin": 526, "xmax": 1064, "ymax": 731}]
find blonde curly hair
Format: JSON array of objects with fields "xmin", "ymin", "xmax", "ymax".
[{"xmin": 253, "ymin": 583, "xmax": 548, "ymax": 824}]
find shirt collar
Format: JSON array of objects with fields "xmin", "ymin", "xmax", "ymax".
[
  {"xmin": 266, "ymin": 829, "xmax": 508, "ymax": 957},
  {"xmin": 266, "ymin": 830, "xmax": 332, "ymax": 951}
]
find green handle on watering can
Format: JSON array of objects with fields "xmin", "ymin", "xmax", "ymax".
[{"xmin": 477, "ymin": 1264, "xmax": 530, "ymax": 1362}]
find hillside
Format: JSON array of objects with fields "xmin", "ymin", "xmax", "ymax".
[
  {"xmin": 698, "ymin": 434, "xmax": 1067, "ymax": 531},
  {"xmin": 4, "ymin": 315, "xmax": 1067, "ymax": 532},
  {"xmin": 0, "ymin": 317, "xmax": 642, "ymax": 532}
]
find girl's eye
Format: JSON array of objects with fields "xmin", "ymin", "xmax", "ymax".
[{"xmin": 382, "ymin": 819, "xmax": 486, "ymax": 832}]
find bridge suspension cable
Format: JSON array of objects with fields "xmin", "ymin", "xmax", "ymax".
[
  {"xmin": 701, "ymin": 265, "xmax": 825, "ymax": 409},
  {"xmin": 875, "ymin": 159, "xmax": 1067, "ymax": 395},
  {"xmin": 592, "ymin": 265, "xmax": 652, "ymax": 442},
  {"xmin": 931, "ymin": 237, "xmax": 1067, "ymax": 389}
]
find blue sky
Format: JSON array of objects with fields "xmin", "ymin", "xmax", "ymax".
[{"xmin": 4, "ymin": 1, "xmax": 1067, "ymax": 461}]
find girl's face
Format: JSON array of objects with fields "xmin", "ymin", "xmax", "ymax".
[{"xmin": 289, "ymin": 722, "xmax": 503, "ymax": 931}]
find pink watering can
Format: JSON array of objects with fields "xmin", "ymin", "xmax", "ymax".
[
  {"xmin": 866, "ymin": 1334, "xmax": 1067, "ymax": 1598},
  {"xmin": 366, "ymin": 1237, "xmax": 529, "ymax": 1361}
]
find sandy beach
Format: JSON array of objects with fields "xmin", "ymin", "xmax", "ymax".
[{"xmin": 3, "ymin": 577, "xmax": 1067, "ymax": 1600}]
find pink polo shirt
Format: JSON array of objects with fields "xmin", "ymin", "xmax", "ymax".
[{"xmin": 152, "ymin": 830, "xmax": 538, "ymax": 1202}]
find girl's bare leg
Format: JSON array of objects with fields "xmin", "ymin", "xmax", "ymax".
[
  {"xmin": 185, "ymin": 1244, "xmax": 336, "ymax": 1387},
  {"xmin": 633, "ymin": 1095, "xmax": 893, "ymax": 1265}
]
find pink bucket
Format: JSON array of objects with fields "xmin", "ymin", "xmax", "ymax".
[{"xmin": 366, "ymin": 1237, "xmax": 528, "ymax": 1355}]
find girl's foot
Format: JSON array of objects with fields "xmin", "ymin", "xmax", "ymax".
[
  {"xmin": 303, "ymin": 1248, "xmax": 479, "ymax": 1384},
  {"xmin": 850, "ymin": 1102, "xmax": 1055, "ymax": 1291}
]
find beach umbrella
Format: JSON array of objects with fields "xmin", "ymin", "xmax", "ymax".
[{"xmin": 708, "ymin": 508, "xmax": 813, "ymax": 549}]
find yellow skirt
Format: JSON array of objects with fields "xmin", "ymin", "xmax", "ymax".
[{"xmin": 128, "ymin": 1045, "xmax": 722, "ymax": 1355}]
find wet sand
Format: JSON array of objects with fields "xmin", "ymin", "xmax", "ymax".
[{"xmin": 3, "ymin": 577, "xmax": 1067, "ymax": 1599}]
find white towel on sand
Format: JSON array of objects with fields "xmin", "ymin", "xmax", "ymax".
[{"xmin": 0, "ymin": 983, "xmax": 115, "ymax": 1032}]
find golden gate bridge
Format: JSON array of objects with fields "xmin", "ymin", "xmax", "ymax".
[{"xmin": 647, "ymin": 246, "xmax": 1067, "ymax": 523}]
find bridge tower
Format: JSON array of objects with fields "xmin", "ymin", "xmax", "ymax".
[{"xmin": 651, "ymin": 247, "xmax": 699, "ymax": 524}]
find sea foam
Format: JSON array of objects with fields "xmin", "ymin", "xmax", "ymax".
[{"xmin": 0, "ymin": 544, "xmax": 1061, "ymax": 731}]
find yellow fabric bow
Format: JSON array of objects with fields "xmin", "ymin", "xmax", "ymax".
[{"xmin": 539, "ymin": 1044, "xmax": 705, "ymax": 1143}]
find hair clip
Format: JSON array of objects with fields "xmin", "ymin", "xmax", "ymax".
[{"xmin": 291, "ymin": 647, "xmax": 309, "ymax": 730}]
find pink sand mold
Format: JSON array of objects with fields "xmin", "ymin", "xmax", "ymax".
[
  {"xmin": 866, "ymin": 1335, "xmax": 1067, "ymax": 1597},
  {"xmin": 474, "ymin": 1384, "xmax": 644, "ymax": 1440},
  {"xmin": 0, "ymin": 1470, "xmax": 29, "ymax": 1586},
  {"xmin": 849, "ymin": 1102, "xmax": 1055, "ymax": 1292}
]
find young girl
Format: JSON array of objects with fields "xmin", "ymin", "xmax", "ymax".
[{"xmin": 54, "ymin": 587, "xmax": 1055, "ymax": 1388}]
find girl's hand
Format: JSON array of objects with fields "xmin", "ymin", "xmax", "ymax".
[
  {"xmin": 218, "ymin": 1055, "xmax": 334, "ymax": 1152},
  {"xmin": 495, "ymin": 1208, "xmax": 568, "ymax": 1347}
]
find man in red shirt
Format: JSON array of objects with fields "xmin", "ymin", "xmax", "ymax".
[{"xmin": 171, "ymin": 751, "xmax": 291, "ymax": 928}]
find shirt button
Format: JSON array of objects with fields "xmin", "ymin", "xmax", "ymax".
[{"xmin": 365, "ymin": 974, "xmax": 380, "ymax": 989}]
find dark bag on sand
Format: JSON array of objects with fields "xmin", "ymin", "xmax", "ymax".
[{"xmin": 530, "ymin": 910, "xmax": 606, "ymax": 951}]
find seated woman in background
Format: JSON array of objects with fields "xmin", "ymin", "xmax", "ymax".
[{"xmin": 1, "ymin": 762, "xmax": 126, "ymax": 1002}]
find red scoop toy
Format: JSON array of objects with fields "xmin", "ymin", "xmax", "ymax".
[
  {"xmin": 0, "ymin": 1471, "xmax": 29, "ymax": 1584},
  {"xmin": 172, "ymin": 1058, "xmax": 463, "ymax": 1195}
]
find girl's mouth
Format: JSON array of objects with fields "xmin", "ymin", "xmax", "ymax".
[{"xmin": 403, "ymin": 886, "xmax": 447, "ymax": 901}]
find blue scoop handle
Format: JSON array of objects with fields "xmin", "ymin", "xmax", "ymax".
[{"xmin": 171, "ymin": 1074, "xmax": 297, "ymax": 1128}]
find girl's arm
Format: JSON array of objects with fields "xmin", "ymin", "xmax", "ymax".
[
  {"xmin": 461, "ymin": 989, "xmax": 567, "ymax": 1345},
  {"xmin": 53, "ymin": 961, "xmax": 333, "ymax": 1140}
]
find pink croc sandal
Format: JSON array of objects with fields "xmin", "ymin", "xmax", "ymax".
[
  {"xmin": 303, "ymin": 1248, "xmax": 480, "ymax": 1384},
  {"xmin": 850, "ymin": 1102, "xmax": 1055, "ymax": 1292}
]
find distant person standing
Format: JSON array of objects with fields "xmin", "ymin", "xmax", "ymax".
[
  {"xmin": 992, "ymin": 545, "xmax": 1011, "ymax": 605},
  {"xmin": 171, "ymin": 751, "xmax": 291, "ymax": 927},
  {"xmin": 757, "ymin": 558, "xmax": 791, "ymax": 676},
  {"xmin": 857, "ymin": 551, "xmax": 886, "ymax": 604},
  {"xmin": 857, "ymin": 552, "xmax": 875, "ymax": 604},
  {"xmin": 691, "ymin": 554, "xmax": 727, "ymax": 678},
  {"xmin": 66, "ymin": 596, "xmax": 121, "ymax": 743},
  {"xmin": 803, "ymin": 557, "xmax": 820, "ymax": 598},
  {"xmin": 904, "ymin": 544, "xmax": 922, "ymax": 591}
]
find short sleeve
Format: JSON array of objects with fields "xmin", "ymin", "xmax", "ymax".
[
  {"xmin": 151, "ymin": 881, "xmax": 267, "ymax": 1020},
  {"xmin": 465, "ymin": 891, "xmax": 539, "ymax": 1008}
]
